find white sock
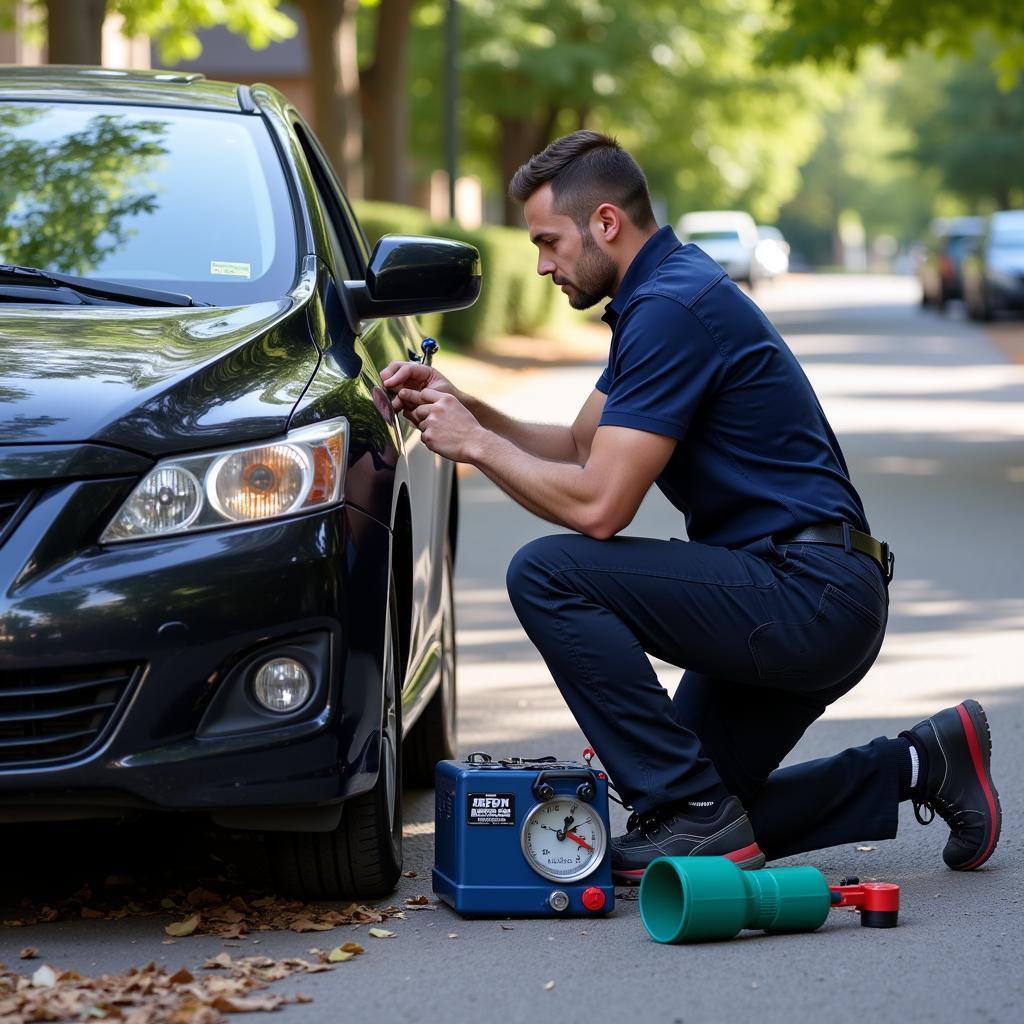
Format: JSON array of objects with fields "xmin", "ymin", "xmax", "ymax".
[{"xmin": 908, "ymin": 743, "xmax": 920, "ymax": 791}]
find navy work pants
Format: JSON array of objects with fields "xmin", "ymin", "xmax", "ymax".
[{"xmin": 506, "ymin": 533, "xmax": 902, "ymax": 860}]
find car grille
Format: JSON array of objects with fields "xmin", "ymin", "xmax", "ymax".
[
  {"xmin": 0, "ymin": 663, "xmax": 141, "ymax": 768},
  {"xmin": 0, "ymin": 482, "xmax": 36, "ymax": 546}
]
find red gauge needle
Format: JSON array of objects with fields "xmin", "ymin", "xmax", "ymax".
[{"xmin": 565, "ymin": 830, "xmax": 594, "ymax": 852}]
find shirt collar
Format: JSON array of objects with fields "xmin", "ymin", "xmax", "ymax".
[{"xmin": 601, "ymin": 224, "xmax": 681, "ymax": 327}]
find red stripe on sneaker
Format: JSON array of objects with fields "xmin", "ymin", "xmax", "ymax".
[
  {"xmin": 955, "ymin": 702, "xmax": 999, "ymax": 869},
  {"xmin": 723, "ymin": 842, "xmax": 763, "ymax": 865},
  {"xmin": 614, "ymin": 869, "xmax": 645, "ymax": 880}
]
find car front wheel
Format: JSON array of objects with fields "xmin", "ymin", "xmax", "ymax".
[{"xmin": 267, "ymin": 577, "xmax": 403, "ymax": 900}]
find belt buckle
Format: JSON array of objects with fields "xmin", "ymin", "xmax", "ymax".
[{"xmin": 881, "ymin": 542, "xmax": 894, "ymax": 583}]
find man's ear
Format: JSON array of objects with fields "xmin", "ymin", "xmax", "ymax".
[{"xmin": 592, "ymin": 203, "xmax": 622, "ymax": 244}]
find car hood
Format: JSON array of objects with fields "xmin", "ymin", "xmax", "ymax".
[{"xmin": 0, "ymin": 299, "xmax": 320, "ymax": 457}]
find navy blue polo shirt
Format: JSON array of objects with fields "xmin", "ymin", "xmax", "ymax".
[{"xmin": 595, "ymin": 225, "xmax": 868, "ymax": 548}]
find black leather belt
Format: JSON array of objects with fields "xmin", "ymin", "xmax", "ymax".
[{"xmin": 775, "ymin": 523, "xmax": 894, "ymax": 583}]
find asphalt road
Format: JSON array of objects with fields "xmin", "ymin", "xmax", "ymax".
[{"xmin": 2, "ymin": 275, "xmax": 1022, "ymax": 1024}]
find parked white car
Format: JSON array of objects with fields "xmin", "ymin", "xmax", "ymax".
[
  {"xmin": 676, "ymin": 210, "xmax": 760, "ymax": 287},
  {"xmin": 755, "ymin": 225, "xmax": 790, "ymax": 279}
]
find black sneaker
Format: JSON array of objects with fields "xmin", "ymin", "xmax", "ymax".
[
  {"xmin": 610, "ymin": 795, "xmax": 765, "ymax": 884},
  {"xmin": 901, "ymin": 699, "xmax": 1001, "ymax": 871}
]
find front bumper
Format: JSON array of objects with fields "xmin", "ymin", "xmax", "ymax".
[{"xmin": 0, "ymin": 482, "xmax": 391, "ymax": 823}]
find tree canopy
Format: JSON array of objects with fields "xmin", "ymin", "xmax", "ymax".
[
  {"xmin": 408, "ymin": 0, "xmax": 830, "ymax": 224},
  {"xmin": 0, "ymin": 0, "xmax": 297, "ymax": 64},
  {"xmin": 764, "ymin": 0, "xmax": 1024, "ymax": 86}
]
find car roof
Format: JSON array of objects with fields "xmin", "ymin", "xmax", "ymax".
[
  {"xmin": 0, "ymin": 64, "xmax": 265, "ymax": 114},
  {"xmin": 928, "ymin": 216, "xmax": 984, "ymax": 237},
  {"xmin": 679, "ymin": 210, "xmax": 756, "ymax": 227},
  {"xmin": 991, "ymin": 209, "xmax": 1024, "ymax": 230}
]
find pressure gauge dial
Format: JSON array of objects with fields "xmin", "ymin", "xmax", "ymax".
[{"xmin": 520, "ymin": 797, "xmax": 607, "ymax": 883}]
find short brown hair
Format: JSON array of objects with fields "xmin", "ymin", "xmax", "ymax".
[{"xmin": 508, "ymin": 130, "xmax": 656, "ymax": 231}]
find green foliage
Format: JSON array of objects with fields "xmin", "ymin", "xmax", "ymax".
[
  {"xmin": 764, "ymin": 0, "xmax": 1024, "ymax": 87},
  {"xmin": 119, "ymin": 0, "xmax": 298, "ymax": 64},
  {"xmin": 408, "ymin": 0, "xmax": 830, "ymax": 224},
  {"xmin": 896, "ymin": 37, "xmax": 1024, "ymax": 208},
  {"xmin": 777, "ymin": 55, "xmax": 938, "ymax": 263},
  {"xmin": 353, "ymin": 200, "xmax": 559, "ymax": 347},
  {"xmin": 777, "ymin": 34, "xmax": 1024, "ymax": 263},
  {"xmin": 0, "ymin": 0, "xmax": 298, "ymax": 64}
]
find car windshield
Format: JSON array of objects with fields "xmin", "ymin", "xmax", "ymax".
[
  {"xmin": 0, "ymin": 101, "xmax": 297, "ymax": 305},
  {"xmin": 687, "ymin": 230, "xmax": 741, "ymax": 242}
]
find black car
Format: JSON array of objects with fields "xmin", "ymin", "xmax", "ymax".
[
  {"xmin": 918, "ymin": 216, "xmax": 983, "ymax": 310},
  {"xmin": 0, "ymin": 67, "xmax": 479, "ymax": 899},
  {"xmin": 962, "ymin": 209, "xmax": 1024, "ymax": 321}
]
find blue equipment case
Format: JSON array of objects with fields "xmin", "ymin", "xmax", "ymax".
[{"xmin": 432, "ymin": 754, "xmax": 615, "ymax": 918}]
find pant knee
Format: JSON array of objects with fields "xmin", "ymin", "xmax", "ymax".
[{"xmin": 506, "ymin": 534, "xmax": 572, "ymax": 611}]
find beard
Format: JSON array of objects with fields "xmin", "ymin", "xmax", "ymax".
[{"xmin": 556, "ymin": 228, "xmax": 618, "ymax": 310}]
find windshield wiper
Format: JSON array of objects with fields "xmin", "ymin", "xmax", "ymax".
[{"xmin": 0, "ymin": 263, "xmax": 210, "ymax": 307}]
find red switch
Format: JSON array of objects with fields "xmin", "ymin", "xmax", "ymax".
[{"xmin": 582, "ymin": 886, "xmax": 606, "ymax": 912}]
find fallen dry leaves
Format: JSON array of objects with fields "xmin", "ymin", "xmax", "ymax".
[
  {"xmin": 0, "ymin": 954, "xmax": 324, "ymax": 1023},
  {"xmin": 4, "ymin": 879, "xmax": 406, "ymax": 941}
]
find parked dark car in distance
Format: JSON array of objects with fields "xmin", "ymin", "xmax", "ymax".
[
  {"xmin": 962, "ymin": 209, "xmax": 1024, "ymax": 321},
  {"xmin": 0, "ymin": 66, "xmax": 478, "ymax": 900},
  {"xmin": 918, "ymin": 215, "xmax": 983, "ymax": 310}
]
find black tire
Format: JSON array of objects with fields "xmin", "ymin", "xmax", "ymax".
[
  {"xmin": 967, "ymin": 284, "xmax": 993, "ymax": 322},
  {"xmin": 267, "ymin": 580, "xmax": 403, "ymax": 900},
  {"xmin": 403, "ymin": 544, "xmax": 457, "ymax": 787}
]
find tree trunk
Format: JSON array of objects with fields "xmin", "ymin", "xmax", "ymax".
[
  {"xmin": 499, "ymin": 107, "xmax": 557, "ymax": 226},
  {"xmin": 362, "ymin": 0, "xmax": 415, "ymax": 203},
  {"xmin": 47, "ymin": 0, "xmax": 106, "ymax": 65},
  {"xmin": 299, "ymin": 0, "xmax": 363, "ymax": 199}
]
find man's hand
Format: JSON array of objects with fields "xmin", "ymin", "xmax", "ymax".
[
  {"xmin": 380, "ymin": 360, "xmax": 460, "ymax": 414},
  {"xmin": 401, "ymin": 388, "xmax": 484, "ymax": 463}
]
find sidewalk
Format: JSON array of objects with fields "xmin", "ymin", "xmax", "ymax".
[{"xmin": 985, "ymin": 321, "xmax": 1024, "ymax": 364}]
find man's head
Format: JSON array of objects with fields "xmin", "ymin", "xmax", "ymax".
[{"xmin": 508, "ymin": 130, "xmax": 657, "ymax": 309}]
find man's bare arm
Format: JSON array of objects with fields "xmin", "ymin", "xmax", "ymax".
[
  {"xmin": 462, "ymin": 388, "xmax": 605, "ymax": 465},
  {"xmin": 402, "ymin": 386, "xmax": 676, "ymax": 538},
  {"xmin": 381, "ymin": 358, "xmax": 605, "ymax": 465},
  {"xmin": 471, "ymin": 424, "xmax": 674, "ymax": 538}
]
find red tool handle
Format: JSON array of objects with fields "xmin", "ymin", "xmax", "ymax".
[{"xmin": 829, "ymin": 880, "xmax": 900, "ymax": 928}]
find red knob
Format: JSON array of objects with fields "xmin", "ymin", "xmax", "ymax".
[
  {"xmin": 582, "ymin": 886, "xmax": 606, "ymax": 912},
  {"xmin": 861, "ymin": 882, "xmax": 900, "ymax": 913}
]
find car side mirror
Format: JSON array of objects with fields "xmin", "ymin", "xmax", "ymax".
[{"xmin": 344, "ymin": 235, "xmax": 481, "ymax": 324}]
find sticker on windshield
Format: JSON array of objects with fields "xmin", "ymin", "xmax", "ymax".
[{"xmin": 210, "ymin": 260, "xmax": 251, "ymax": 278}]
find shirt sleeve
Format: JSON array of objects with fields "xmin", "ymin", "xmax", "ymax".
[
  {"xmin": 599, "ymin": 294, "xmax": 724, "ymax": 442},
  {"xmin": 595, "ymin": 366, "xmax": 610, "ymax": 394}
]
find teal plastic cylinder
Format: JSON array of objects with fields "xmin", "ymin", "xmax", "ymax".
[{"xmin": 639, "ymin": 857, "xmax": 832, "ymax": 944}]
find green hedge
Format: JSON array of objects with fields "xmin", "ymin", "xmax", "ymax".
[{"xmin": 352, "ymin": 200, "xmax": 560, "ymax": 348}]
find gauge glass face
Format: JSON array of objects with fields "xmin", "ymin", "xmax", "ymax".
[{"xmin": 521, "ymin": 798, "xmax": 607, "ymax": 883}]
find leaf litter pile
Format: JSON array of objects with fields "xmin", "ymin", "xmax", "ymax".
[
  {"xmin": 0, "ymin": 955, "xmax": 323, "ymax": 1023},
  {"xmin": 3, "ymin": 880, "xmax": 411, "ymax": 939},
  {"xmin": 1, "ymin": 869, "xmax": 437, "ymax": 1021}
]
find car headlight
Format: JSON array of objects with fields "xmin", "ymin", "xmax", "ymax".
[{"xmin": 100, "ymin": 418, "xmax": 347, "ymax": 543}]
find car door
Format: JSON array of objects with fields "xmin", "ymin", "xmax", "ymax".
[{"xmin": 290, "ymin": 121, "xmax": 438, "ymax": 673}]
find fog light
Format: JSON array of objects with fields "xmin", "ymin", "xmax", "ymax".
[{"xmin": 252, "ymin": 658, "xmax": 312, "ymax": 712}]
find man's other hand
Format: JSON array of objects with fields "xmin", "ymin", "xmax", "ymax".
[
  {"xmin": 400, "ymin": 388, "xmax": 482, "ymax": 463},
  {"xmin": 380, "ymin": 360, "xmax": 459, "ymax": 414}
]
